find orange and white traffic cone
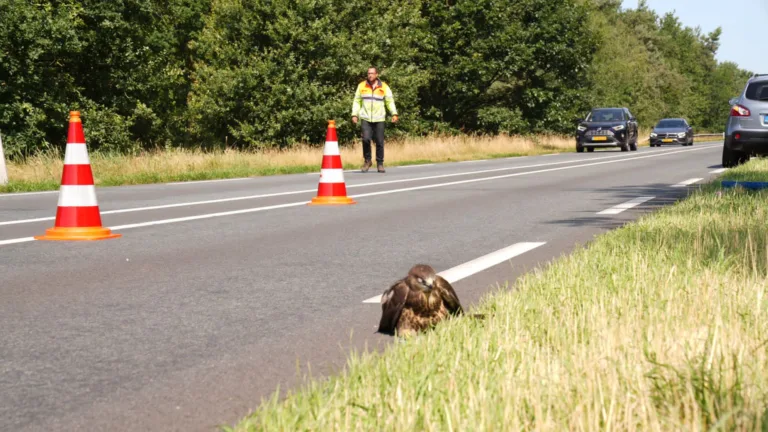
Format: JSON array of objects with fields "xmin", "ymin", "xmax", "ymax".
[
  {"xmin": 35, "ymin": 111, "xmax": 121, "ymax": 241},
  {"xmin": 308, "ymin": 120, "xmax": 356, "ymax": 206}
]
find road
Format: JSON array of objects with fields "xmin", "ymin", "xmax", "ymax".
[{"xmin": 0, "ymin": 142, "xmax": 727, "ymax": 431}]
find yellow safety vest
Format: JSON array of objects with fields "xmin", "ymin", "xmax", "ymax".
[{"xmin": 351, "ymin": 79, "xmax": 398, "ymax": 123}]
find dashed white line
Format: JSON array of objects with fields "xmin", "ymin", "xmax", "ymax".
[
  {"xmin": 709, "ymin": 168, "xmax": 727, "ymax": 174},
  {"xmin": 597, "ymin": 196, "xmax": 655, "ymax": 215},
  {"xmin": 671, "ymin": 178, "xmax": 703, "ymax": 187},
  {"xmin": 459, "ymin": 159, "xmax": 487, "ymax": 163},
  {"xmin": 362, "ymin": 242, "xmax": 547, "ymax": 304}
]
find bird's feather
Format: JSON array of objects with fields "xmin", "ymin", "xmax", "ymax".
[
  {"xmin": 378, "ymin": 280, "xmax": 409, "ymax": 335},
  {"xmin": 435, "ymin": 275, "xmax": 463, "ymax": 315}
]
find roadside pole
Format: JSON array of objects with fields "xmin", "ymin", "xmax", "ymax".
[{"xmin": 0, "ymin": 131, "xmax": 7, "ymax": 185}]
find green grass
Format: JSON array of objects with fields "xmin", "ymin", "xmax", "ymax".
[{"xmin": 225, "ymin": 158, "xmax": 768, "ymax": 431}]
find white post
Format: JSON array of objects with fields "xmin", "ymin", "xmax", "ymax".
[{"xmin": 0, "ymin": 132, "xmax": 7, "ymax": 185}]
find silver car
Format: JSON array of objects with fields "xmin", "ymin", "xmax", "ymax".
[{"xmin": 723, "ymin": 74, "xmax": 768, "ymax": 167}]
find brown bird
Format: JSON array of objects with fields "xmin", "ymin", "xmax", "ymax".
[{"xmin": 378, "ymin": 264, "xmax": 464, "ymax": 337}]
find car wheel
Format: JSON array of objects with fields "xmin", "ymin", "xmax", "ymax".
[
  {"xmin": 722, "ymin": 145, "xmax": 746, "ymax": 168},
  {"xmin": 620, "ymin": 137, "xmax": 629, "ymax": 152}
]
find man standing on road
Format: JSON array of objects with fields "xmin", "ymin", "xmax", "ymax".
[{"xmin": 351, "ymin": 67, "xmax": 398, "ymax": 173}]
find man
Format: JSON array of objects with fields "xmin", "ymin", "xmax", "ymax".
[{"xmin": 351, "ymin": 67, "xmax": 398, "ymax": 173}]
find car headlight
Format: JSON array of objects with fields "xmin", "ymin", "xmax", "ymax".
[
  {"xmin": 577, "ymin": 125, "xmax": 586, "ymax": 132},
  {"xmin": 650, "ymin": 133, "xmax": 657, "ymax": 138},
  {"xmin": 612, "ymin": 125, "xmax": 625, "ymax": 131},
  {"xmin": 677, "ymin": 132, "xmax": 686, "ymax": 138}
]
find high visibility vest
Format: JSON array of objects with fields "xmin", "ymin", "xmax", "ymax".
[{"xmin": 351, "ymin": 79, "xmax": 398, "ymax": 123}]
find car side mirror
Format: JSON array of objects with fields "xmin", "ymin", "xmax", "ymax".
[
  {"xmin": 630, "ymin": 116, "xmax": 636, "ymax": 121},
  {"xmin": 728, "ymin": 97, "xmax": 738, "ymax": 106}
]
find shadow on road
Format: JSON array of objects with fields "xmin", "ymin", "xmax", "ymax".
[{"xmin": 544, "ymin": 182, "xmax": 701, "ymax": 229}]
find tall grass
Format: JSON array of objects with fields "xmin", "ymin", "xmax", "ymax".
[
  {"xmin": 226, "ymin": 159, "xmax": 768, "ymax": 431},
  {"xmin": 0, "ymin": 133, "xmax": 574, "ymax": 193}
]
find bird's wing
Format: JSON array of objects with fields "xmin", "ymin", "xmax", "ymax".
[
  {"xmin": 378, "ymin": 280, "xmax": 409, "ymax": 335},
  {"xmin": 435, "ymin": 275, "xmax": 463, "ymax": 315}
]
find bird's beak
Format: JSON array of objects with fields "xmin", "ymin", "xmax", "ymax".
[{"xmin": 426, "ymin": 278, "xmax": 434, "ymax": 289}]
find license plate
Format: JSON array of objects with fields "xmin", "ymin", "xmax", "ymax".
[
  {"xmin": 592, "ymin": 136, "xmax": 607, "ymax": 141},
  {"xmin": 662, "ymin": 139, "xmax": 673, "ymax": 143}
]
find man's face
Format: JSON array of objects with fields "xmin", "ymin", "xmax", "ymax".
[{"xmin": 367, "ymin": 68, "xmax": 378, "ymax": 83}]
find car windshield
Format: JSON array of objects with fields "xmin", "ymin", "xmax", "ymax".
[
  {"xmin": 656, "ymin": 119, "xmax": 685, "ymax": 128},
  {"xmin": 586, "ymin": 109, "xmax": 625, "ymax": 122}
]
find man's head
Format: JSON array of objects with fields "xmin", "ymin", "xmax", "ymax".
[{"xmin": 367, "ymin": 67, "xmax": 378, "ymax": 84}]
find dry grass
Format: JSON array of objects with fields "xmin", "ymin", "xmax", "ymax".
[
  {"xmin": 0, "ymin": 133, "xmax": 574, "ymax": 193},
  {"xmin": 225, "ymin": 159, "xmax": 768, "ymax": 432}
]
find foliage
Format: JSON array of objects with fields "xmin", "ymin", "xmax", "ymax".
[{"xmin": 0, "ymin": 0, "xmax": 753, "ymax": 158}]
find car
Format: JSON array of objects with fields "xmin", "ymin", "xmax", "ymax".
[
  {"xmin": 575, "ymin": 107, "xmax": 639, "ymax": 152},
  {"xmin": 649, "ymin": 118, "xmax": 694, "ymax": 147},
  {"xmin": 722, "ymin": 73, "xmax": 768, "ymax": 167}
]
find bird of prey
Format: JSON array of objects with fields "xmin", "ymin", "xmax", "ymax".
[{"xmin": 378, "ymin": 264, "xmax": 464, "ymax": 337}]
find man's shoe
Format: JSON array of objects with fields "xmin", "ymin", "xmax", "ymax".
[
  {"xmin": 377, "ymin": 163, "xmax": 386, "ymax": 173},
  {"xmin": 361, "ymin": 160, "xmax": 372, "ymax": 172}
]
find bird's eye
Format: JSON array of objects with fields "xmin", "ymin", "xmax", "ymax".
[{"xmin": 418, "ymin": 278, "xmax": 424, "ymax": 283}]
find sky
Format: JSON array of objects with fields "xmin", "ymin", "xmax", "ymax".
[{"xmin": 621, "ymin": 0, "xmax": 768, "ymax": 74}]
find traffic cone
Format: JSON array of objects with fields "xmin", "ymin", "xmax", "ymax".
[
  {"xmin": 308, "ymin": 120, "xmax": 356, "ymax": 206},
  {"xmin": 35, "ymin": 111, "xmax": 121, "ymax": 241}
]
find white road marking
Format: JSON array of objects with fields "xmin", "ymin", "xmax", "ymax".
[
  {"xmin": 167, "ymin": 177, "xmax": 251, "ymax": 185},
  {"xmin": 362, "ymin": 242, "xmax": 547, "ymax": 304},
  {"xmin": 398, "ymin": 163, "xmax": 434, "ymax": 168},
  {"xmin": 459, "ymin": 159, "xmax": 486, "ymax": 163},
  {"xmin": 597, "ymin": 196, "xmax": 655, "ymax": 215},
  {"xmin": 709, "ymin": 168, "xmax": 727, "ymax": 174},
  {"xmin": 108, "ymin": 202, "xmax": 310, "ymax": 231},
  {"xmin": 0, "ymin": 144, "xmax": 720, "ymax": 246},
  {"xmin": 671, "ymin": 178, "xmax": 703, "ymax": 187},
  {"xmin": 0, "ymin": 142, "xmax": 720, "ymax": 203},
  {"xmin": 0, "ymin": 191, "xmax": 58, "ymax": 198},
  {"xmin": 0, "ymin": 188, "xmax": 321, "ymax": 226},
  {"xmin": 0, "ymin": 236, "xmax": 35, "ymax": 246},
  {"xmin": 542, "ymin": 153, "xmax": 561, "ymax": 156},
  {"xmin": 0, "ymin": 147, "xmax": 714, "ymax": 226}
]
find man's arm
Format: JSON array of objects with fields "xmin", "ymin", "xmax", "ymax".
[
  {"xmin": 351, "ymin": 84, "xmax": 362, "ymax": 123},
  {"xmin": 384, "ymin": 84, "xmax": 398, "ymax": 122}
]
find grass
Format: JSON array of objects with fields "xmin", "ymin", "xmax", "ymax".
[
  {"xmin": 0, "ymin": 133, "xmax": 575, "ymax": 193},
  {"xmin": 225, "ymin": 158, "xmax": 768, "ymax": 431}
]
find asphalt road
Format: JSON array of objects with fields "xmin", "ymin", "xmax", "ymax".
[{"xmin": 0, "ymin": 142, "xmax": 728, "ymax": 431}]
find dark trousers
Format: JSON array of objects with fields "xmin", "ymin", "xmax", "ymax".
[{"xmin": 361, "ymin": 120, "xmax": 385, "ymax": 163}]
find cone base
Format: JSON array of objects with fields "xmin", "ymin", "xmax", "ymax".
[
  {"xmin": 35, "ymin": 226, "xmax": 122, "ymax": 241},
  {"xmin": 308, "ymin": 196, "xmax": 357, "ymax": 206}
]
